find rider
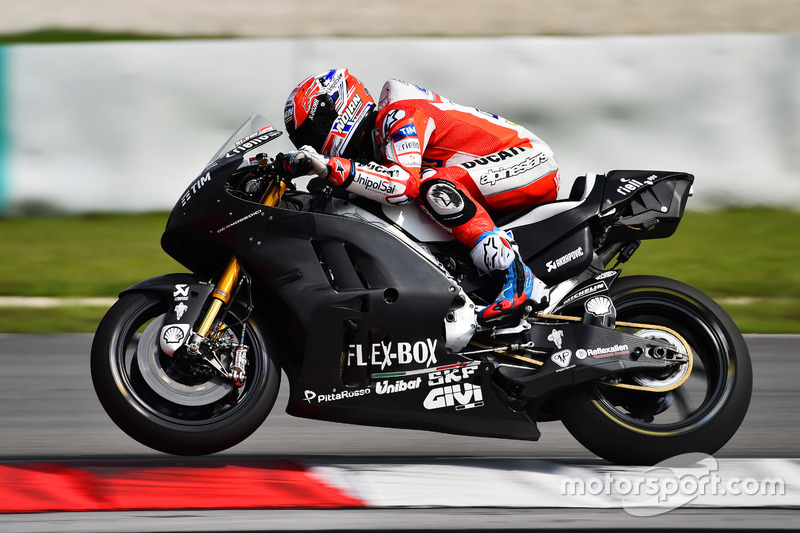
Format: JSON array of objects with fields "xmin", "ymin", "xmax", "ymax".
[{"xmin": 281, "ymin": 68, "xmax": 560, "ymax": 327}]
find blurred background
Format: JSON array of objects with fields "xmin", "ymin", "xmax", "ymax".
[{"xmin": 0, "ymin": 0, "xmax": 798, "ymax": 332}]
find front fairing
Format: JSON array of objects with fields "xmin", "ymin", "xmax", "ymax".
[{"xmin": 161, "ymin": 116, "xmax": 284, "ymax": 276}]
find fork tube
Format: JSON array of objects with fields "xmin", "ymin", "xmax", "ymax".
[
  {"xmin": 261, "ymin": 179, "xmax": 287, "ymax": 206},
  {"xmin": 196, "ymin": 178, "xmax": 286, "ymax": 338},
  {"xmin": 196, "ymin": 258, "xmax": 241, "ymax": 337}
]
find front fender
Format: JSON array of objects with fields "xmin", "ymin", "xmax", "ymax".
[
  {"xmin": 120, "ymin": 273, "xmax": 211, "ymax": 298},
  {"xmin": 121, "ymin": 273, "xmax": 214, "ymax": 355}
]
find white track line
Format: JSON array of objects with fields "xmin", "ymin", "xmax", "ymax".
[{"xmin": 312, "ymin": 458, "xmax": 799, "ymax": 511}]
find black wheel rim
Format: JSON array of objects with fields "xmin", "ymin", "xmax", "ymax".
[
  {"xmin": 590, "ymin": 288, "xmax": 737, "ymax": 436},
  {"xmin": 110, "ymin": 297, "xmax": 269, "ymax": 426}
]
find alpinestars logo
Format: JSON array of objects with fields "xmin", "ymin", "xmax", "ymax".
[
  {"xmin": 382, "ymin": 109, "xmax": 406, "ymax": 136},
  {"xmin": 479, "ymin": 152, "xmax": 550, "ymax": 187},
  {"xmin": 477, "ymin": 235, "xmax": 514, "ymax": 272},
  {"xmin": 427, "ymin": 182, "xmax": 463, "ymax": 215}
]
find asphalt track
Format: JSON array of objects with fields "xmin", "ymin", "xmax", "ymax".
[{"xmin": 0, "ymin": 333, "xmax": 798, "ymax": 531}]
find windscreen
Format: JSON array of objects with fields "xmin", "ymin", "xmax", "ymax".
[{"xmin": 206, "ymin": 115, "xmax": 283, "ymax": 168}]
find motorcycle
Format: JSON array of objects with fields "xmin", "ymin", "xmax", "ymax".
[{"xmin": 91, "ymin": 115, "xmax": 752, "ymax": 465}]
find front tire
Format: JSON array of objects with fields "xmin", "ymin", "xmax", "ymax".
[
  {"xmin": 558, "ymin": 275, "xmax": 752, "ymax": 465},
  {"xmin": 91, "ymin": 292, "xmax": 280, "ymax": 455}
]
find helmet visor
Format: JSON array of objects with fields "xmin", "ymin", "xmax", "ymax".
[{"xmin": 287, "ymin": 95, "xmax": 338, "ymax": 151}]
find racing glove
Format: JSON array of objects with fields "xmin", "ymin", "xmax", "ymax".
[
  {"xmin": 283, "ymin": 146, "xmax": 330, "ymax": 178},
  {"xmin": 282, "ymin": 146, "xmax": 359, "ymax": 192}
]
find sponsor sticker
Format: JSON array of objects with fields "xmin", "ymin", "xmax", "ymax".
[
  {"xmin": 303, "ymin": 388, "xmax": 371, "ymax": 404},
  {"xmin": 427, "ymin": 361, "xmax": 480, "ymax": 386},
  {"xmin": 551, "ymin": 349, "xmax": 572, "ymax": 368},
  {"xmin": 585, "ymin": 296, "xmax": 614, "ymax": 318},
  {"xmin": 394, "ymin": 138, "xmax": 421, "ymax": 155},
  {"xmin": 478, "ymin": 153, "xmax": 550, "ymax": 187},
  {"xmin": 333, "ymin": 94, "xmax": 363, "ymax": 134},
  {"xmin": 180, "ymin": 173, "xmax": 212, "ymax": 206},
  {"xmin": 586, "ymin": 344, "xmax": 630, "ymax": 358},
  {"xmin": 391, "ymin": 124, "xmax": 418, "ymax": 141},
  {"xmin": 561, "ymin": 282, "xmax": 607, "ymax": 307},
  {"xmin": 173, "ymin": 284, "xmax": 190, "ymax": 301},
  {"xmin": 375, "ymin": 377, "xmax": 422, "ymax": 395},
  {"xmin": 615, "ymin": 175, "xmax": 657, "ymax": 197},
  {"xmin": 347, "ymin": 339, "xmax": 438, "ymax": 371},
  {"xmin": 174, "ymin": 302, "xmax": 188, "ymax": 320},
  {"xmin": 371, "ymin": 361, "xmax": 473, "ymax": 380},
  {"xmin": 547, "ymin": 329, "xmax": 565, "ymax": 349},
  {"xmin": 423, "ymin": 383, "xmax": 484, "ymax": 411},
  {"xmin": 461, "ymin": 146, "xmax": 527, "ymax": 169},
  {"xmin": 546, "ymin": 246, "xmax": 585, "ymax": 273},
  {"xmin": 159, "ymin": 323, "xmax": 191, "ymax": 354}
]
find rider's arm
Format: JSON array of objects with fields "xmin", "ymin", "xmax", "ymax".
[{"xmin": 326, "ymin": 104, "xmax": 430, "ymax": 205}]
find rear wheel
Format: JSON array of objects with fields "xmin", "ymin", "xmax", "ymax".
[
  {"xmin": 91, "ymin": 292, "xmax": 280, "ymax": 455},
  {"xmin": 558, "ymin": 275, "xmax": 752, "ymax": 465}
]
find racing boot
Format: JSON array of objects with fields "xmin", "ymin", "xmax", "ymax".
[{"xmin": 470, "ymin": 229, "xmax": 548, "ymax": 327}]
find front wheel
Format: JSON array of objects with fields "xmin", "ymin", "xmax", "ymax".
[
  {"xmin": 91, "ymin": 292, "xmax": 280, "ymax": 455},
  {"xmin": 557, "ymin": 275, "xmax": 752, "ymax": 465}
]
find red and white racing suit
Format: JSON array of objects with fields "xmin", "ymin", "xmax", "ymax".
[{"xmin": 325, "ymin": 79, "xmax": 560, "ymax": 251}]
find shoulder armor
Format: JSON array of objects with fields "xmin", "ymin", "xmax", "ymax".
[{"xmin": 377, "ymin": 79, "xmax": 438, "ymax": 110}]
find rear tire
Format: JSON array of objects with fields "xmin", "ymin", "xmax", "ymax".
[
  {"xmin": 558, "ymin": 275, "xmax": 752, "ymax": 465},
  {"xmin": 91, "ymin": 292, "xmax": 280, "ymax": 455}
]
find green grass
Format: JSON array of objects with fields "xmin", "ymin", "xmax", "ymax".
[
  {"xmin": 0, "ymin": 29, "xmax": 227, "ymax": 44},
  {"xmin": 0, "ymin": 306, "xmax": 112, "ymax": 333},
  {"xmin": 0, "ymin": 212, "xmax": 184, "ymax": 297},
  {"xmin": 0, "ymin": 208, "xmax": 798, "ymax": 333},
  {"xmin": 620, "ymin": 207, "xmax": 800, "ymax": 299}
]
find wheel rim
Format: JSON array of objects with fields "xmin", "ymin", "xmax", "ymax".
[
  {"xmin": 111, "ymin": 297, "xmax": 269, "ymax": 426},
  {"xmin": 628, "ymin": 328, "xmax": 690, "ymax": 389},
  {"xmin": 136, "ymin": 315, "xmax": 234, "ymax": 406},
  {"xmin": 590, "ymin": 288, "xmax": 736, "ymax": 436}
]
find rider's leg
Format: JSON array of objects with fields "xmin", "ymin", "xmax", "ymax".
[{"xmin": 417, "ymin": 170, "xmax": 547, "ymax": 326}]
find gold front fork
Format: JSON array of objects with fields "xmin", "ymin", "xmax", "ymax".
[{"xmin": 196, "ymin": 178, "xmax": 287, "ymax": 338}]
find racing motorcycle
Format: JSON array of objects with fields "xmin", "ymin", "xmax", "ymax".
[{"xmin": 91, "ymin": 115, "xmax": 752, "ymax": 465}]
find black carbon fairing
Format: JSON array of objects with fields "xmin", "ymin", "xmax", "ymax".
[{"xmin": 156, "ymin": 116, "xmax": 696, "ymax": 442}]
